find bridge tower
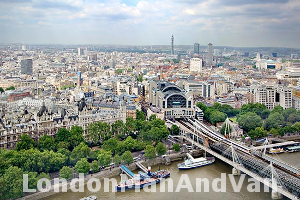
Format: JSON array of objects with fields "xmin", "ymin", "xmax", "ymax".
[
  {"xmin": 269, "ymin": 162, "xmax": 283, "ymax": 200},
  {"xmin": 230, "ymin": 145, "xmax": 242, "ymax": 175}
]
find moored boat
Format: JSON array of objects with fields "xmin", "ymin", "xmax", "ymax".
[
  {"xmin": 268, "ymin": 148, "xmax": 284, "ymax": 154},
  {"xmin": 115, "ymin": 166, "xmax": 170, "ymax": 191},
  {"xmin": 178, "ymin": 153, "xmax": 215, "ymax": 170},
  {"xmin": 79, "ymin": 195, "xmax": 97, "ymax": 200}
]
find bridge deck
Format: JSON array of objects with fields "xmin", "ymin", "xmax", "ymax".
[{"xmin": 252, "ymin": 141, "xmax": 299, "ymax": 150}]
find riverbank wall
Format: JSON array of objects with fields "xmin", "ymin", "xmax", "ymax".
[{"xmin": 18, "ymin": 150, "xmax": 203, "ymax": 200}]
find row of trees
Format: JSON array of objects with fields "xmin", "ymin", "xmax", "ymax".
[
  {"xmin": 86, "ymin": 112, "xmax": 169, "ymax": 146},
  {"xmin": 197, "ymin": 101, "xmax": 300, "ymax": 139},
  {"xmin": 0, "ymin": 86, "xmax": 15, "ymax": 93},
  {"xmin": 0, "ymin": 166, "xmax": 49, "ymax": 200},
  {"xmin": 1, "ymin": 110, "xmax": 173, "ymax": 199},
  {"xmin": 237, "ymin": 105, "xmax": 300, "ymax": 139}
]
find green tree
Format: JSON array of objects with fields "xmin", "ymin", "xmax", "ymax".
[
  {"xmin": 237, "ymin": 112, "xmax": 263, "ymax": 132},
  {"xmin": 170, "ymin": 124, "xmax": 180, "ymax": 135},
  {"xmin": 113, "ymin": 155, "xmax": 121, "ymax": 166},
  {"xmin": 38, "ymin": 135, "xmax": 56, "ymax": 151},
  {"xmin": 75, "ymin": 158, "xmax": 90, "ymax": 174},
  {"xmin": 5, "ymin": 86, "xmax": 15, "ymax": 91},
  {"xmin": 196, "ymin": 102, "xmax": 207, "ymax": 112},
  {"xmin": 125, "ymin": 117, "xmax": 135, "ymax": 135},
  {"xmin": 136, "ymin": 110, "xmax": 146, "ymax": 121},
  {"xmin": 86, "ymin": 122, "xmax": 111, "ymax": 143},
  {"xmin": 70, "ymin": 142, "xmax": 90, "ymax": 164},
  {"xmin": 55, "ymin": 128, "xmax": 71, "ymax": 143},
  {"xmin": 269, "ymin": 128, "xmax": 279, "ymax": 137},
  {"xmin": 240, "ymin": 103, "xmax": 269, "ymax": 119},
  {"xmin": 209, "ymin": 110, "xmax": 227, "ymax": 125},
  {"xmin": 149, "ymin": 114, "xmax": 157, "ymax": 121},
  {"xmin": 271, "ymin": 105, "xmax": 283, "ymax": 114},
  {"xmin": 124, "ymin": 136, "xmax": 135, "ymax": 151},
  {"xmin": 0, "ymin": 87, "xmax": 4, "ymax": 93},
  {"xmin": 40, "ymin": 150, "xmax": 67, "ymax": 173},
  {"xmin": 91, "ymin": 160, "xmax": 99, "ymax": 173},
  {"xmin": 115, "ymin": 141, "xmax": 126, "ymax": 155},
  {"xmin": 16, "ymin": 134, "xmax": 35, "ymax": 151},
  {"xmin": 69, "ymin": 125, "xmax": 84, "ymax": 149},
  {"xmin": 97, "ymin": 150, "xmax": 112, "ymax": 167},
  {"xmin": 60, "ymin": 166, "xmax": 73, "ymax": 179},
  {"xmin": 248, "ymin": 127, "xmax": 267, "ymax": 139},
  {"xmin": 133, "ymin": 140, "xmax": 146, "ymax": 151},
  {"xmin": 121, "ymin": 151, "xmax": 133, "ymax": 164},
  {"xmin": 111, "ymin": 120, "xmax": 125, "ymax": 136},
  {"xmin": 116, "ymin": 68, "xmax": 123, "ymax": 74},
  {"xmin": 287, "ymin": 114, "xmax": 300, "ymax": 124},
  {"xmin": 0, "ymin": 166, "xmax": 23, "ymax": 199},
  {"xmin": 56, "ymin": 141, "xmax": 70, "ymax": 150},
  {"xmin": 264, "ymin": 112, "xmax": 285, "ymax": 130},
  {"xmin": 144, "ymin": 145, "xmax": 156, "ymax": 159},
  {"xmin": 283, "ymin": 107, "xmax": 297, "ymax": 120},
  {"xmin": 172, "ymin": 143, "xmax": 180, "ymax": 152},
  {"xmin": 102, "ymin": 138, "xmax": 119, "ymax": 154},
  {"xmin": 156, "ymin": 142, "xmax": 167, "ymax": 156}
]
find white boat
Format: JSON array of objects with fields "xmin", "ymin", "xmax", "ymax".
[
  {"xmin": 178, "ymin": 153, "xmax": 215, "ymax": 170},
  {"xmin": 268, "ymin": 148, "xmax": 284, "ymax": 154},
  {"xmin": 79, "ymin": 195, "xmax": 97, "ymax": 200}
]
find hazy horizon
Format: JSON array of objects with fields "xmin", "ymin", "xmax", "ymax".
[{"xmin": 1, "ymin": 0, "xmax": 300, "ymax": 48}]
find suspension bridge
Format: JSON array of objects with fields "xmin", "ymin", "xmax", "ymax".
[{"xmin": 167, "ymin": 118, "xmax": 300, "ymax": 200}]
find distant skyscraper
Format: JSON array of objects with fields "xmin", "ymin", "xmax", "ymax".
[
  {"xmin": 77, "ymin": 71, "xmax": 82, "ymax": 87},
  {"xmin": 272, "ymin": 53, "xmax": 277, "ymax": 58},
  {"xmin": 20, "ymin": 59, "xmax": 33, "ymax": 75},
  {"xmin": 171, "ymin": 35, "xmax": 174, "ymax": 54},
  {"xmin": 21, "ymin": 45, "xmax": 26, "ymax": 51},
  {"xmin": 213, "ymin": 49, "xmax": 219, "ymax": 57},
  {"xmin": 207, "ymin": 43, "xmax": 213, "ymax": 66},
  {"xmin": 256, "ymin": 53, "xmax": 261, "ymax": 60},
  {"xmin": 78, "ymin": 47, "xmax": 84, "ymax": 56},
  {"xmin": 194, "ymin": 43, "xmax": 200, "ymax": 54},
  {"xmin": 190, "ymin": 58, "xmax": 203, "ymax": 72}
]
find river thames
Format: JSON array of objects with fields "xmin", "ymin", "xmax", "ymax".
[{"xmin": 42, "ymin": 152, "xmax": 300, "ymax": 200}]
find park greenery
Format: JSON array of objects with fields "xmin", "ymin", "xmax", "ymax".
[
  {"xmin": 0, "ymin": 110, "xmax": 170, "ymax": 199},
  {"xmin": 197, "ymin": 102, "xmax": 300, "ymax": 139}
]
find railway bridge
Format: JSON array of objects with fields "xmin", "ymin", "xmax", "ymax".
[{"xmin": 167, "ymin": 118, "xmax": 300, "ymax": 200}]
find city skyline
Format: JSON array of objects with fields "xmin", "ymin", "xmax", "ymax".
[{"xmin": 0, "ymin": 0, "xmax": 300, "ymax": 48}]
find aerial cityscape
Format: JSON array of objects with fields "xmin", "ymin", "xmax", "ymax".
[{"xmin": 0, "ymin": 0, "xmax": 300, "ymax": 200}]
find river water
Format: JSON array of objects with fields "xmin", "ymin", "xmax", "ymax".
[{"xmin": 43, "ymin": 152, "xmax": 300, "ymax": 200}]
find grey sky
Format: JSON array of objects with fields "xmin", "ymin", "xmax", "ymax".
[{"xmin": 0, "ymin": 0, "xmax": 299, "ymax": 47}]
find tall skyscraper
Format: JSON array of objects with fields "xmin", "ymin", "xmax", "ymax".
[
  {"xmin": 190, "ymin": 58, "xmax": 203, "ymax": 72},
  {"xmin": 78, "ymin": 47, "xmax": 84, "ymax": 56},
  {"xmin": 171, "ymin": 35, "xmax": 174, "ymax": 54},
  {"xmin": 77, "ymin": 71, "xmax": 82, "ymax": 87},
  {"xmin": 20, "ymin": 59, "xmax": 33, "ymax": 75},
  {"xmin": 207, "ymin": 43, "xmax": 213, "ymax": 66},
  {"xmin": 194, "ymin": 43, "xmax": 200, "ymax": 54}
]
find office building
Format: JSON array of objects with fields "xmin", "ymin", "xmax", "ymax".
[
  {"xmin": 20, "ymin": 59, "xmax": 33, "ymax": 75},
  {"xmin": 194, "ymin": 43, "xmax": 200, "ymax": 54},
  {"xmin": 78, "ymin": 47, "xmax": 84, "ymax": 56},
  {"xmin": 189, "ymin": 58, "xmax": 203, "ymax": 72},
  {"xmin": 249, "ymin": 85, "xmax": 292, "ymax": 110},
  {"xmin": 207, "ymin": 43, "xmax": 213, "ymax": 66}
]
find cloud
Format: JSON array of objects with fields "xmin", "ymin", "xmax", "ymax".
[{"xmin": 0, "ymin": 0, "xmax": 299, "ymax": 47}]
